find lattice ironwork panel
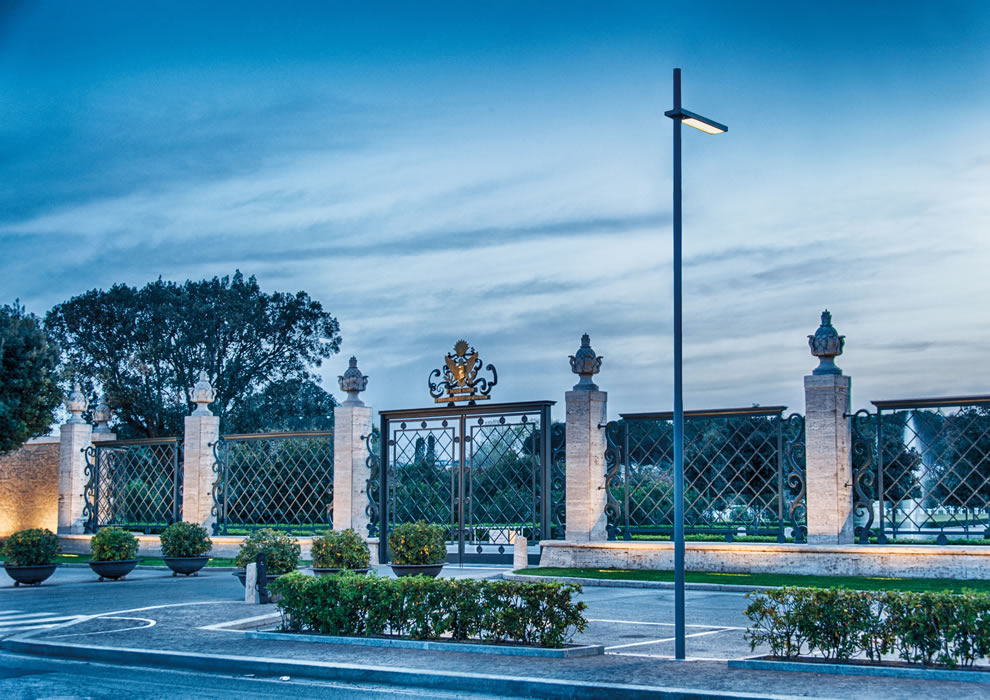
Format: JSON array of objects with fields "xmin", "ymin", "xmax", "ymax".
[
  {"xmin": 212, "ymin": 431, "xmax": 333, "ymax": 535},
  {"xmin": 549, "ymin": 422, "xmax": 566, "ymax": 539},
  {"xmin": 467, "ymin": 416, "xmax": 542, "ymax": 544},
  {"xmin": 873, "ymin": 399, "xmax": 990, "ymax": 544},
  {"xmin": 605, "ymin": 409, "xmax": 798, "ymax": 542},
  {"xmin": 84, "ymin": 439, "xmax": 182, "ymax": 533},
  {"xmin": 386, "ymin": 419, "xmax": 457, "ymax": 540}
]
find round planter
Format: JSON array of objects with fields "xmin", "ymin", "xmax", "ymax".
[
  {"xmin": 89, "ymin": 559, "xmax": 140, "ymax": 582},
  {"xmin": 4, "ymin": 563, "xmax": 58, "ymax": 587},
  {"xmin": 312, "ymin": 567, "xmax": 371, "ymax": 577},
  {"xmin": 390, "ymin": 563, "xmax": 444, "ymax": 578},
  {"xmin": 162, "ymin": 556, "xmax": 210, "ymax": 577},
  {"xmin": 234, "ymin": 570, "xmax": 283, "ymax": 587}
]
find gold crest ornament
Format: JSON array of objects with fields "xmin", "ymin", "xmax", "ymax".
[{"xmin": 428, "ymin": 340, "xmax": 498, "ymax": 404}]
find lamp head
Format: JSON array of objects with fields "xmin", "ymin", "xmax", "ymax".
[{"xmin": 664, "ymin": 107, "xmax": 727, "ymax": 134}]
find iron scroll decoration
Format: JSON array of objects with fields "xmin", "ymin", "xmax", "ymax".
[{"xmin": 428, "ymin": 339, "xmax": 498, "ymax": 405}]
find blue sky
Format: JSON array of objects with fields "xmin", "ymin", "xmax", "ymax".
[{"xmin": 2, "ymin": 1, "xmax": 989, "ymax": 418}]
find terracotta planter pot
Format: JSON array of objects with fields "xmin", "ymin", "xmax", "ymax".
[
  {"xmin": 390, "ymin": 563, "xmax": 444, "ymax": 578},
  {"xmin": 89, "ymin": 559, "xmax": 140, "ymax": 582},
  {"xmin": 4, "ymin": 563, "xmax": 58, "ymax": 587},
  {"xmin": 312, "ymin": 567, "xmax": 371, "ymax": 577},
  {"xmin": 162, "ymin": 556, "xmax": 210, "ymax": 576}
]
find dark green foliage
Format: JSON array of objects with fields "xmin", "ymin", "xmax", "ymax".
[
  {"xmin": 1, "ymin": 528, "xmax": 60, "ymax": 566},
  {"xmin": 311, "ymin": 529, "xmax": 370, "ymax": 569},
  {"xmin": 90, "ymin": 527, "xmax": 139, "ymax": 561},
  {"xmin": 234, "ymin": 528, "xmax": 300, "ymax": 574},
  {"xmin": 0, "ymin": 303, "xmax": 61, "ymax": 455},
  {"xmin": 269, "ymin": 572, "xmax": 588, "ymax": 648},
  {"xmin": 45, "ymin": 272, "xmax": 341, "ymax": 438},
  {"xmin": 388, "ymin": 521, "xmax": 446, "ymax": 565},
  {"xmin": 745, "ymin": 587, "xmax": 990, "ymax": 667},
  {"xmin": 159, "ymin": 521, "xmax": 212, "ymax": 558}
]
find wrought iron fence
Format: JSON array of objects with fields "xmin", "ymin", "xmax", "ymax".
[
  {"xmin": 83, "ymin": 438, "xmax": 182, "ymax": 533},
  {"xmin": 852, "ymin": 395, "xmax": 990, "ymax": 544},
  {"xmin": 604, "ymin": 407, "xmax": 806, "ymax": 542},
  {"xmin": 211, "ymin": 430, "xmax": 334, "ymax": 535}
]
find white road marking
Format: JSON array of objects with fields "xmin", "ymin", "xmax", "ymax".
[
  {"xmin": 47, "ymin": 616, "xmax": 156, "ymax": 638},
  {"xmin": 0, "ymin": 615, "xmax": 80, "ymax": 628},
  {"xmin": 588, "ymin": 617, "xmax": 746, "ymax": 630},
  {"xmin": 604, "ymin": 627, "xmax": 736, "ymax": 650}
]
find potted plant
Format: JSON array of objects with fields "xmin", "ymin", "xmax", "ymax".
[
  {"xmin": 159, "ymin": 521, "xmax": 212, "ymax": 576},
  {"xmin": 88, "ymin": 527, "xmax": 140, "ymax": 581},
  {"xmin": 2, "ymin": 528, "xmax": 60, "ymax": 587},
  {"xmin": 311, "ymin": 529, "xmax": 371, "ymax": 576},
  {"xmin": 388, "ymin": 520, "xmax": 446, "ymax": 577},
  {"xmin": 234, "ymin": 529, "xmax": 300, "ymax": 587}
]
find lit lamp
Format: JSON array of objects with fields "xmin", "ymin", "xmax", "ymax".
[{"xmin": 663, "ymin": 68, "xmax": 727, "ymax": 661}]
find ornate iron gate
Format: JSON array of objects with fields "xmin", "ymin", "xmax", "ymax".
[
  {"xmin": 83, "ymin": 438, "xmax": 182, "ymax": 533},
  {"xmin": 377, "ymin": 401, "xmax": 555, "ymax": 564}
]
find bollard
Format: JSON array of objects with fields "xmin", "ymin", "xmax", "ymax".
[
  {"xmin": 513, "ymin": 536, "xmax": 528, "ymax": 571},
  {"xmin": 256, "ymin": 552, "xmax": 271, "ymax": 604},
  {"xmin": 244, "ymin": 563, "xmax": 259, "ymax": 604}
]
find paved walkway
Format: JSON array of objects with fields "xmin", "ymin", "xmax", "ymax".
[{"xmin": 2, "ymin": 564, "xmax": 988, "ymax": 698}]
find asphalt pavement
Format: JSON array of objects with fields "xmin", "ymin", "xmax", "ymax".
[{"xmin": 2, "ymin": 564, "xmax": 988, "ymax": 698}]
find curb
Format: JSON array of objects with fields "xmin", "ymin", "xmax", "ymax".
[
  {"xmin": 729, "ymin": 658, "xmax": 990, "ymax": 684},
  {"xmin": 0, "ymin": 637, "xmax": 791, "ymax": 700},
  {"xmin": 504, "ymin": 572, "xmax": 770, "ymax": 593},
  {"xmin": 245, "ymin": 630, "xmax": 605, "ymax": 658}
]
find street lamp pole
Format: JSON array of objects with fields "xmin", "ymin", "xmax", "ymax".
[{"xmin": 664, "ymin": 67, "xmax": 726, "ymax": 661}]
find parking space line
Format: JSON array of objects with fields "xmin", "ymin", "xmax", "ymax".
[
  {"xmin": 588, "ymin": 618, "xmax": 746, "ymax": 631},
  {"xmin": 604, "ymin": 627, "xmax": 736, "ymax": 651}
]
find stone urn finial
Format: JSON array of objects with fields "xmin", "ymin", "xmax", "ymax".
[
  {"xmin": 65, "ymin": 383, "xmax": 88, "ymax": 424},
  {"xmin": 338, "ymin": 356, "xmax": 369, "ymax": 406},
  {"xmin": 808, "ymin": 309, "xmax": 845, "ymax": 376},
  {"xmin": 569, "ymin": 333, "xmax": 603, "ymax": 391},
  {"xmin": 92, "ymin": 395, "xmax": 112, "ymax": 433},
  {"xmin": 190, "ymin": 371, "xmax": 216, "ymax": 416}
]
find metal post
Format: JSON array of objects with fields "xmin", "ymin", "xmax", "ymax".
[
  {"xmin": 256, "ymin": 552, "xmax": 270, "ymax": 604},
  {"xmin": 671, "ymin": 66, "xmax": 686, "ymax": 661}
]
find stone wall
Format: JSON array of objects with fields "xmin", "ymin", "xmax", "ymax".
[
  {"xmin": 0, "ymin": 436, "xmax": 60, "ymax": 537},
  {"xmin": 540, "ymin": 540, "xmax": 990, "ymax": 580}
]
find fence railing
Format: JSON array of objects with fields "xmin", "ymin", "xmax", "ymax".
[
  {"xmin": 83, "ymin": 438, "xmax": 182, "ymax": 533},
  {"xmin": 851, "ymin": 395, "xmax": 990, "ymax": 544},
  {"xmin": 211, "ymin": 430, "xmax": 334, "ymax": 536},
  {"xmin": 604, "ymin": 407, "xmax": 806, "ymax": 542}
]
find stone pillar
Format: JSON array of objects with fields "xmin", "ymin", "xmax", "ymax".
[
  {"xmin": 332, "ymin": 358, "xmax": 374, "ymax": 548},
  {"xmin": 804, "ymin": 311, "xmax": 854, "ymax": 544},
  {"xmin": 58, "ymin": 384, "xmax": 91, "ymax": 534},
  {"xmin": 182, "ymin": 372, "xmax": 220, "ymax": 529},
  {"xmin": 565, "ymin": 334, "xmax": 609, "ymax": 541}
]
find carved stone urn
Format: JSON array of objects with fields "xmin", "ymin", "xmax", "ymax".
[
  {"xmin": 338, "ymin": 356, "xmax": 369, "ymax": 406},
  {"xmin": 65, "ymin": 383, "xmax": 88, "ymax": 424},
  {"xmin": 808, "ymin": 310, "xmax": 845, "ymax": 376},
  {"xmin": 569, "ymin": 333, "xmax": 603, "ymax": 391},
  {"xmin": 190, "ymin": 371, "xmax": 215, "ymax": 416}
]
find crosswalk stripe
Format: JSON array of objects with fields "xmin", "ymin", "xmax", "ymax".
[
  {"xmin": 0, "ymin": 623, "xmax": 66, "ymax": 633},
  {"xmin": 0, "ymin": 610, "xmax": 24, "ymax": 615},
  {"xmin": 0, "ymin": 615, "xmax": 80, "ymax": 628},
  {"xmin": 0, "ymin": 611, "xmax": 66, "ymax": 622}
]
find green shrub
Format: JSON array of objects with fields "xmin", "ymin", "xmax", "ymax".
[
  {"xmin": 311, "ymin": 529, "xmax": 370, "ymax": 570},
  {"xmin": 235, "ymin": 529, "xmax": 300, "ymax": 575},
  {"xmin": 159, "ymin": 521, "xmax": 212, "ymax": 558},
  {"xmin": 269, "ymin": 572, "xmax": 587, "ymax": 648},
  {"xmin": 388, "ymin": 521, "xmax": 446, "ymax": 565},
  {"xmin": 2, "ymin": 528, "xmax": 60, "ymax": 566},
  {"xmin": 745, "ymin": 587, "xmax": 990, "ymax": 668},
  {"xmin": 90, "ymin": 527, "xmax": 139, "ymax": 561}
]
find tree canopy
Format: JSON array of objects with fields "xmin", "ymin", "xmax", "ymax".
[
  {"xmin": 0, "ymin": 302, "xmax": 61, "ymax": 454},
  {"xmin": 45, "ymin": 272, "xmax": 342, "ymax": 438}
]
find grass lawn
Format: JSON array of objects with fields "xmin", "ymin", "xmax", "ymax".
[{"xmin": 517, "ymin": 567, "xmax": 990, "ymax": 593}]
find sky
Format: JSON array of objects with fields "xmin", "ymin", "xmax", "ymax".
[{"xmin": 2, "ymin": 1, "xmax": 990, "ymax": 421}]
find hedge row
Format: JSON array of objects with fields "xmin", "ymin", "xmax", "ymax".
[
  {"xmin": 745, "ymin": 587, "xmax": 990, "ymax": 667},
  {"xmin": 268, "ymin": 572, "xmax": 588, "ymax": 648}
]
